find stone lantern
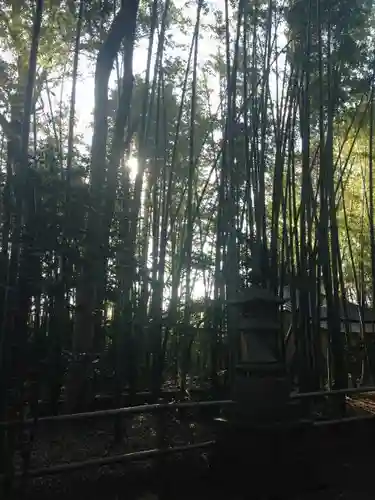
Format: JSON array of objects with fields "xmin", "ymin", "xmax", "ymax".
[
  {"xmin": 212, "ymin": 286, "xmax": 318, "ymax": 500},
  {"xmin": 229, "ymin": 285, "xmax": 289, "ymax": 425}
]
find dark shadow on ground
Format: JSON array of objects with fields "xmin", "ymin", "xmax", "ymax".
[{"xmin": 4, "ymin": 417, "xmax": 375, "ymax": 500}]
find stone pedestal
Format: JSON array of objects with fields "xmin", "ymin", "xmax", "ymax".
[
  {"xmin": 229, "ymin": 285, "xmax": 289, "ymax": 424},
  {"xmin": 232, "ymin": 362, "xmax": 289, "ymax": 424}
]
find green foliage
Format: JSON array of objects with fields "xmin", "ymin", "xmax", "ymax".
[
  {"xmin": 286, "ymin": 0, "xmax": 375, "ymax": 111},
  {"xmin": 0, "ymin": 0, "xmax": 76, "ymax": 69}
]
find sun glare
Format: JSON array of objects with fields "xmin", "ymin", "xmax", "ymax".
[{"xmin": 127, "ymin": 155, "xmax": 139, "ymax": 180}]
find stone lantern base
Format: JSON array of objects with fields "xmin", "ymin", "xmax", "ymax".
[{"xmin": 232, "ymin": 361, "xmax": 290, "ymax": 425}]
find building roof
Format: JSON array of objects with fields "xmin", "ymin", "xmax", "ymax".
[{"xmin": 281, "ymin": 285, "xmax": 375, "ymax": 325}]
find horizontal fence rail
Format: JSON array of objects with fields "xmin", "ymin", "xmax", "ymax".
[
  {"xmin": 0, "ymin": 399, "xmax": 234, "ymax": 429},
  {"xmin": 2, "ymin": 386, "xmax": 375, "ymax": 429},
  {"xmin": 291, "ymin": 385, "xmax": 375, "ymax": 399},
  {"xmin": 313, "ymin": 413, "xmax": 375, "ymax": 426},
  {"xmin": 33, "ymin": 388, "xmax": 209, "ymax": 415},
  {"xmin": 0, "ymin": 440, "xmax": 215, "ymax": 480},
  {"xmin": 0, "ymin": 386, "xmax": 375, "ymax": 428},
  {"xmin": 3, "ymin": 385, "xmax": 375, "ymax": 428}
]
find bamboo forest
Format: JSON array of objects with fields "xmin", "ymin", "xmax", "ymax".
[{"xmin": 2, "ymin": 0, "xmax": 375, "ymax": 499}]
